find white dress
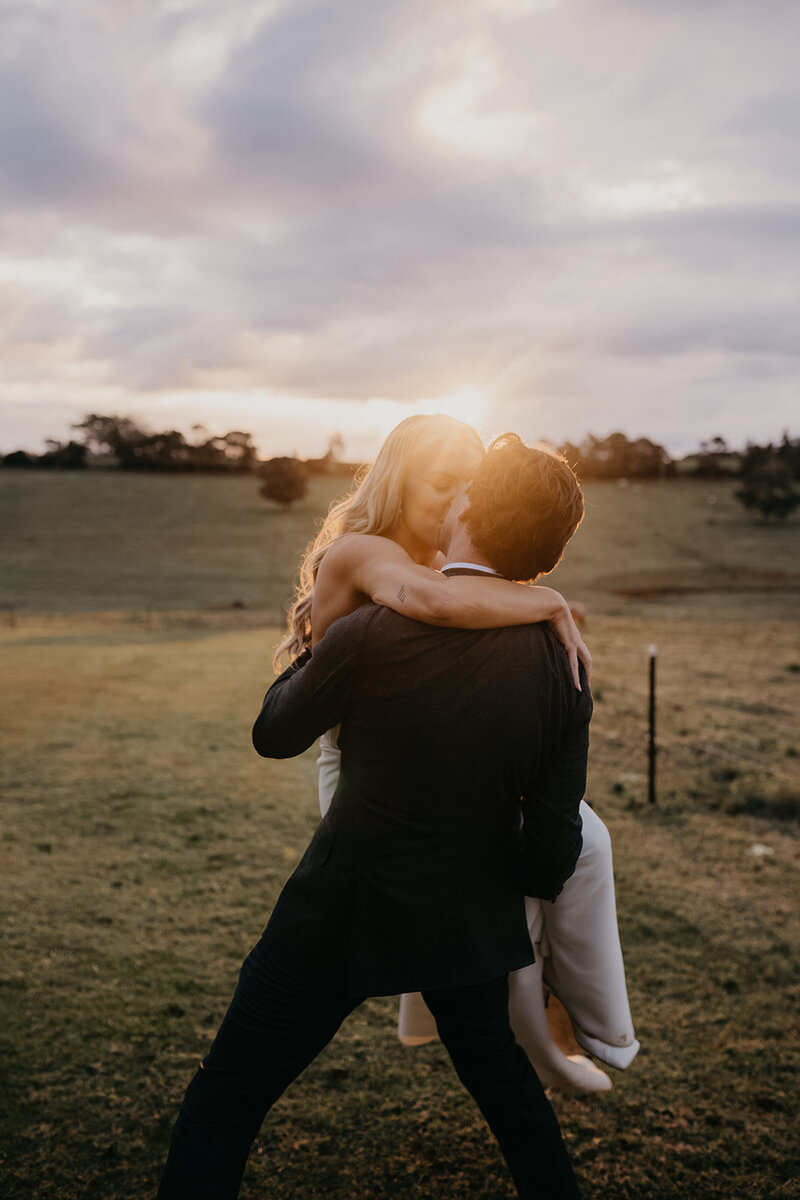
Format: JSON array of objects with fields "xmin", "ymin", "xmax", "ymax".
[{"xmin": 318, "ymin": 726, "xmax": 639, "ymax": 1093}]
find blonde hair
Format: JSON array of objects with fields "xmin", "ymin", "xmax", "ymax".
[{"xmin": 275, "ymin": 414, "xmax": 484, "ymax": 667}]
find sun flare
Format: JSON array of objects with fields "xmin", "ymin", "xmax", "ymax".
[{"xmin": 359, "ymin": 389, "xmax": 492, "ymax": 445}]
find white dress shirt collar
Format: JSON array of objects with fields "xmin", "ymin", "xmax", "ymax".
[{"xmin": 441, "ymin": 561, "xmax": 502, "ymax": 576}]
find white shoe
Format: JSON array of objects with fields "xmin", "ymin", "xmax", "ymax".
[
  {"xmin": 536, "ymin": 1052, "xmax": 613, "ymax": 1093},
  {"xmin": 509, "ymin": 961, "xmax": 614, "ymax": 1094},
  {"xmin": 573, "ymin": 1028, "xmax": 640, "ymax": 1071}
]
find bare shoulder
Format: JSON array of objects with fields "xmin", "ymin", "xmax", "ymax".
[
  {"xmin": 322, "ymin": 532, "xmax": 410, "ymax": 574},
  {"xmin": 313, "ymin": 534, "xmax": 404, "ymax": 642}
]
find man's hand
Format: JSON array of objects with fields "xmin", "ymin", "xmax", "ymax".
[{"xmin": 548, "ymin": 602, "xmax": 592, "ymax": 690}]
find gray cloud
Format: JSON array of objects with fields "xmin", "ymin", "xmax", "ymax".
[
  {"xmin": 0, "ymin": 0, "xmax": 798, "ymax": 453},
  {"xmin": 729, "ymin": 89, "xmax": 800, "ymax": 138},
  {"xmin": 204, "ymin": 0, "xmax": 393, "ymax": 183},
  {"xmin": 0, "ymin": 15, "xmax": 118, "ymax": 204}
]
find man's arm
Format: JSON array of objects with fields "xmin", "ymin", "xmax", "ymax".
[
  {"xmin": 519, "ymin": 675, "xmax": 592, "ymax": 902},
  {"xmin": 252, "ymin": 610, "xmax": 371, "ymax": 759}
]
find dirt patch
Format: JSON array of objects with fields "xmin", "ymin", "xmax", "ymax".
[{"xmin": 600, "ymin": 567, "xmax": 800, "ymax": 599}]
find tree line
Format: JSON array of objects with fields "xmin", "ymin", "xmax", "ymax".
[
  {"xmin": 559, "ymin": 431, "xmax": 798, "ymax": 520},
  {"xmin": 2, "ymin": 414, "xmax": 259, "ymax": 473},
  {"xmin": 2, "ymin": 414, "xmax": 797, "ymax": 519},
  {"xmin": 2, "ymin": 414, "xmax": 350, "ymax": 477}
]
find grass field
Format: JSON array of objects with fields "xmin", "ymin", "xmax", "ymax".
[
  {"xmin": 1, "ymin": 470, "xmax": 799, "ymax": 619},
  {"xmin": 1, "ymin": 472, "xmax": 798, "ymax": 1198}
]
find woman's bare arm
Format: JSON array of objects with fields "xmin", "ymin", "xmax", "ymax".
[{"xmin": 316, "ymin": 534, "xmax": 591, "ymax": 688}]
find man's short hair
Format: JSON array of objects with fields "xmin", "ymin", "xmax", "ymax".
[{"xmin": 464, "ymin": 434, "xmax": 585, "ymax": 581}]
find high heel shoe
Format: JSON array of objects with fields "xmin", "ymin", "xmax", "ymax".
[{"xmin": 509, "ymin": 960, "xmax": 612, "ymax": 1093}]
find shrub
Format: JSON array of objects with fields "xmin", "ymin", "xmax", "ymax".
[
  {"xmin": 735, "ymin": 465, "xmax": 799, "ymax": 521},
  {"xmin": 3, "ymin": 450, "xmax": 35, "ymax": 468},
  {"xmin": 258, "ymin": 456, "xmax": 309, "ymax": 508},
  {"xmin": 735, "ymin": 436, "xmax": 800, "ymax": 521}
]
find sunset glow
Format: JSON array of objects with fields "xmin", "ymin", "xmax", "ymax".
[{"xmin": 1, "ymin": 0, "xmax": 797, "ymax": 459}]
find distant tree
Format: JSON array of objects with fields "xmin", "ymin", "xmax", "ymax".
[
  {"xmin": 559, "ymin": 432, "xmax": 671, "ymax": 480},
  {"xmin": 258, "ymin": 456, "xmax": 308, "ymax": 508},
  {"xmin": 603, "ymin": 431, "xmax": 633, "ymax": 478},
  {"xmin": 73, "ymin": 414, "xmax": 257, "ymax": 472},
  {"xmin": 739, "ymin": 435, "xmax": 800, "ymax": 482},
  {"xmin": 3, "ymin": 449, "xmax": 36, "ymax": 467},
  {"xmin": 629, "ymin": 436, "xmax": 673, "ymax": 479},
  {"xmin": 132, "ymin": 427, "xmax": 258, "ymax": 471},
  {"xmin": 736, "ymin": 468, "xmax": 799, "ymax": 521},
  {"xmin": 735, "ymin": 436, "xmax": 800, "ymax": 521},
  {"xmin": 775, "ymin": 431, "xmax": 800, "ymax": 477},
  {"xmin": 327, "ymin": 431, "xmax": 345, "ymax": 462},
  {"xmin": 184, "ymin": 430, "xmax": 255, "ymax": 471},
  {"xmin": 39, "ymin": 439, "xmax": 88, "ymax": 469},
  {"xmin": 121, "ymin": 429, "xmax": 191, "ymax": 470},
  {"xmin": 73, "ymin": 413, "xmax": 147, "ymax": 457},
  {"xmin": 207, "ymin": 430, "xmax": 257, "ymax": 472},
  {"xmin": 681, "ymin": 435, "xmax": 742, "ymax": 478}
]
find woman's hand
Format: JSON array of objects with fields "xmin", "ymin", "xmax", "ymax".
[{"xmin": 548, "ymin": 600, "xmax": 592, "ymax": 690}]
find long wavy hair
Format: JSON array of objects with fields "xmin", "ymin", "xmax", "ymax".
[{"xmin": 275, "ymin": 414, "xmax": 484, "ymax": 667}]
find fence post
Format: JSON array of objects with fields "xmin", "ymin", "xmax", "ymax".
[{"xmin": 648, "ymin": 644, "xmax": 657, "ymax": 804}]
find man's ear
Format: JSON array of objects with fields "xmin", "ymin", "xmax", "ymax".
[
  {"xmin": 457, "ymin": 497, "xmax": 472, "ymax": 526},
  {"xmin": 450, "ymin": 487, "xmax": 471, "ymax": 523}
]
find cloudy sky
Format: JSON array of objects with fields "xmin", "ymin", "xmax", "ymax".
[{"xmin": 1, "ymin": 0, "xmax": 798, "ymax": 460}]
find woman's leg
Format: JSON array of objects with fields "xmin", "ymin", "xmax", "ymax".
[
  {"xmin": 398, "ymin": 989, "xmax": 438, "ymax": 1044},
  {"xmin": 508, "ymin": 898, "xmax": 612, "ymax": 1093},
  {"xmin": 398, "ymin": 900, "xmax": 613, "ymax": 1091},
  {"xmin": 540, "ymin": 802, "xmax": 639, "ymax": 1069},
  {"xmin": 397, "ymin": 805, "xmax": 638, "ymax": 1084},
  {"xmin": 317, "ymin": 727, "xmax": 342, "ymax": 817}
]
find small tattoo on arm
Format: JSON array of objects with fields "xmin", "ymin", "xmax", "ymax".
[{"xmin": 397, "ymin": 584, "xmax": 407, "ymax": 604}]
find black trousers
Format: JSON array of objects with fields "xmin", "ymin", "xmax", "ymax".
[{"xmin": 156, "ymin": 937, "xmax": 580, "ymax": 1199}]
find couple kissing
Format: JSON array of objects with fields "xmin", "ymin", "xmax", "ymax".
[{"xmin": 157, "ymin": 416, "xmax": 639, "ymax": 1200}]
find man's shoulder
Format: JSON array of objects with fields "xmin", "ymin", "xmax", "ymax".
[
  {"xmin": 362, "ymin": 607, "xmax": 564, "ymax": 660},
  {"xmin": 327, "ymin": 606, "xmax": 565, "ymax": 665},
  {"xmin": 500, "ymin": 623, "xmax": 591, "ymax": 703},
  {"xmin": 321, "ymin": 604, "xmax": 451, "ymax": 654},
  {"xmin": 321, "ymin": 602, "xmax": 384, "ymax": 645}
]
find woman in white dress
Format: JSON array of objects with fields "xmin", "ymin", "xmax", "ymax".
[{"xmin": 275, "ymin": 414, "xmax": 639, "ymax": 1093}]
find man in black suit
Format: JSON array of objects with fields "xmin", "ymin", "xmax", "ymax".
[{"xmin": 157, "ymin": 434, "xmax": 589, "ymax": 1199}]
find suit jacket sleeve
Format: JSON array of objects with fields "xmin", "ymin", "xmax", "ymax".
[
  {"xmin": 252, "ymin": 609, "xmax": 370, "ymax": 759},
  {"xmin": 519, "ymin": 669, "xmax": 592, "ymax": 902}
]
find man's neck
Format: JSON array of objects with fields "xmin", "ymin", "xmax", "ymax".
[{"xmin": 441, "ymin": 530, "xmax": 495, "ymax": 573}]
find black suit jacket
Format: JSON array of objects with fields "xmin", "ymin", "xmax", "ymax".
[{"xmin": 252, "ymin": 604, "xmax": 590, "ymax": 997}]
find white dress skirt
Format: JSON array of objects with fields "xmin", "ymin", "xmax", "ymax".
[{"xmin": 317, "ymin": 727, "xmax": 639, "ymax": 1093}]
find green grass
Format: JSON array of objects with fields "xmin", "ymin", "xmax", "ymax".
[
  {"xmin": 0, "ymin": 472, "xmax": 350, "ymax": 617},
  {"xmin": 0, "ymin": 612, "xmax": 798, "ymax": 1199},
  {"xmin": 1, "ymin": 471, "xmax": 798, "ymax": 618},
  {"xmin": 1, "ymin": 472, "xmax": 798, "ymax": 1197}
]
